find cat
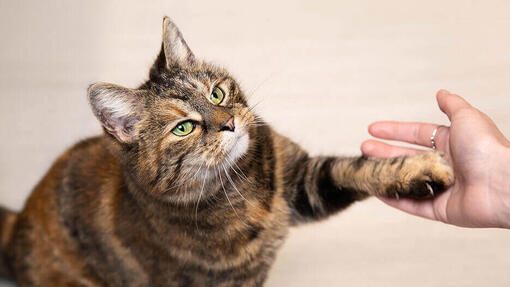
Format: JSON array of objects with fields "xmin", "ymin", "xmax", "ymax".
[{"xmin": 0, "ymin": 17, "xmax": 454, "ymax": 287}]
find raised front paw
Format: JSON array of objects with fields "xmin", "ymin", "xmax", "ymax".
[{"xmin": 385, "ymin": 151, "xmax": 454, "ymax": 199}]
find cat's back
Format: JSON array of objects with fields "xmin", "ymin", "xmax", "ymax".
[
  {"xmin": 9, "ymin": 135, "xmax": 122, "ymax": 286},
  {"xmin": 21, "ymin": 135, "xmax": 119, "ymax": 211}
]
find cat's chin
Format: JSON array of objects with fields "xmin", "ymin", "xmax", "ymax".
[{"xmin": 222, "ymin": 130, "xmax": 249, "ymax": 163}]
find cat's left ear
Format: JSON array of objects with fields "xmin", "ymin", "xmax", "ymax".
[
  {"xmin": 88, "ymin": 82, "xmax": 146, "ymax": 143},
  {"xmin": 161, "ymin": 16, "xmax": 195, "ymax": 67}
]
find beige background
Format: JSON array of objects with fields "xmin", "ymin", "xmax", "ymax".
[{"xmin": 1, "ymin": 0, "xmax": 510, "ymax": 286}]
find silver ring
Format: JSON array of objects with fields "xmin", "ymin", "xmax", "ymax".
[{"xmin": 430, "ymin": 125, "xmax": 442, "ymax": 150}]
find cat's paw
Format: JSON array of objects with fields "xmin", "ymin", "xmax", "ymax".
[{"xmin": 385, "ymin": 151, "xmax": 454, "ymax": 199}]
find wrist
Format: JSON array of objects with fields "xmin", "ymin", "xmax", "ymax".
[{"xmin": 490, "ymin": 145, "xmax": 510, "ymax": 229}]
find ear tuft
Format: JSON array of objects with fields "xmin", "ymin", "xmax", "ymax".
[
  {"xmin": 162, "ymin": 16, "xmax": 195, "ymax": 67},
  {"xmin": 88, "ymin": 82, "xmax": 146, "ymax": 143}
]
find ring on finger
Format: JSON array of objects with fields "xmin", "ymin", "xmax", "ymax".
[{"xmin": 430, "ymin": 125, "xmax": 445, "ymax": 150}]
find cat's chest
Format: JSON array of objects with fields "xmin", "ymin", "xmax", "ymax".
[
  {"xmin": 118, "ymin": 197, "xmax": 286, "ymax": 277},
  {"xmin": 137, "ymin": 215, "xmax": 288, "ymax": 286},
  {"xmin": 156, "ymin": 201, "xmax": 288, "ymax": 263},
  {"xmin": 109, "ymin": 184, "xmax": 290, "ymax": 285}
]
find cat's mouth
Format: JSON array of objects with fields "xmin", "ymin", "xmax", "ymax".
[
  {"xmin": 221, "ymin": 121, "xmax": 249, "ymax": 162},
  {"xmin": 191, "ymin": 126, "xmax": 249, "ymax": 182},
  {"xmin": 193, "ymin": 117, "xmax": 251, "ymax": 178},
  {"xmin": 225, "ymin": 132, "xmax": 249, "ymax": 161}
]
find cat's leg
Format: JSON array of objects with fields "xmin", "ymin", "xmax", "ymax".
[
  {"xmin": 331, "ymin": 151, "xmax": 454, "ymax": 199},
  {"xmin": 282, "ymin": 150, "xmax": 453, "ymax": 224}
]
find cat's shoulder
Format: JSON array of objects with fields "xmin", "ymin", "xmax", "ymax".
[{"xmin": 52, "ymin": 135, "xmax": 120, "ymax": 182}]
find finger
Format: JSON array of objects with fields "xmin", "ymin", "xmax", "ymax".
[
  {"xmin": 361, "ymin": 140, "xmax": 423, "ymax": 158},
  {"xmin": 368, "ymin": 121, "xmax": 450, "ymax": 151},
  {"xmin": 436, "ymin": 90, "xmax": 473, "ymax": 121}
]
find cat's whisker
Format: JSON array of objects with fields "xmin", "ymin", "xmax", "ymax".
[
  {"xmin": 221, "ymin": 162, "xmax": 253, "ymax": 207},
  {"xmin": 238, "ymin": 108, "xmax": 253, "ymax": 126},
  {"xmin": 218, "ymin": 146, "xmax": 250, "ymax": 182},
  {"xmin": 168, "ymin": 177, "xmax": 191, "ymax": 191},
  {"xmin": 166, "ymin": 165, "xmax": 193, "ymax": 190},
  {"xmin": 245, "ymin": 71, "xmax": 275, "ymax": 102},
  {"xmin": 195, "ymin": 167, "xmax": 209, "ymax": 233},
  {"xmin": 246, "ymin": 116, "xmax": 265, "ymax": 128},
  {"xmin": 224, "ymin": 153, "xmax": 251, "ymax": 183},
  {"xmin": 253, "ymin": 115, "xmax": 265, "ymax": 124},
  {"xmin": 192, "ymin": 161, "xmax": 205, "ymax": 178},
  {"xmin": 182, "ymin": 161, "xmax": 204, "ymax": 202},
  {"xmin": 229, "ymin": 161, "xmax": 250, "ymax": 183},
  {"xmin": 247, "ymin": 100, "xmax": 263, "ymax": 114},
  {"xmin": 246, "ymin": 120, "xmax": 263, "ymax": 125},
  {"xmin": 246, "ymin": 123, "xmax": 265, "ymax": 127},
  {"xmin": 216, "ymin": 166, "xmax": 246, "ymax": 226},
  {"xmin": 167, "ymin": 160, "xmax": 208, "ymax": 192}
]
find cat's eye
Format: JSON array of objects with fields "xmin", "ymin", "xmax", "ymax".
[
  {"xmin": 172, "ymin": 121, "xmax": 194, "ymax": 136},
  {"xmin": 210, "ymin": 87, "xmax": 224, "ymax": 105}
]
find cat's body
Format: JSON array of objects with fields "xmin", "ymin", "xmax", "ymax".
[{"xmin": 0, "ymin": 18, "xmax": 453, "ymax": 286}]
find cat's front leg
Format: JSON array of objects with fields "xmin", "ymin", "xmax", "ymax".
[
  {"xmin": 333, "ymin": 151, "xmax": 454, "ymax": 199},
  {"xmin": 275, "ymin": 132, "xmax": 453, "ymax": 224}
]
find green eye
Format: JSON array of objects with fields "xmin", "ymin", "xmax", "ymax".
[
  {"xmin": 172, "ymin": 121, "xmax": 194, "ymax": 136},
  {"xmin": 210, "ymin": 87, "xmax": 224, "ymax": 105}
]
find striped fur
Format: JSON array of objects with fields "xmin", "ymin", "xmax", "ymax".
[{"xmin": 0, "ymin": 17, "xmax": 454, "ymax": 286}]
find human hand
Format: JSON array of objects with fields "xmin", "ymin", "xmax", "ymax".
[{"xmin": 361, "ymin": 90, "xmax": 510, "ymax": 228}]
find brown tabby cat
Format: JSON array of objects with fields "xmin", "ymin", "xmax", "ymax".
[{"xmin": 0, "ymin": 17, "xmax": 454, "ymax": 286}]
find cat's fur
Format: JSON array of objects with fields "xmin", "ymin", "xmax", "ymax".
[{"xmin": 0, "ymin": 17, "xmax": 454, "ymax": 286}]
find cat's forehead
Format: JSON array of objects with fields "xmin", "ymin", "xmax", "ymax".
[
  {"xmin": 146, "ymin": 66, "xmax": 240, "ymax": 120},
  {"xmin": 152, "ymin": 71, "xmax": 237, "ymax": 101},
  {"xmin": 154, "ymin": 66, "xmax": 234, "ymax": 99},
  {"xmin": 154, "ymin": 98, "xmax": 203, "ymax": 123}
]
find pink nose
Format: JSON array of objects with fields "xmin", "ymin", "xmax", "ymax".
[{"xmin": 220, "ymin": 116, "xmax": 235, "ymax": 132}]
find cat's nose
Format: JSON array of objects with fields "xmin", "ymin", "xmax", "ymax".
[{"xmin": 220, "ymin": 116, "xmax": 235, "ymax": 132}]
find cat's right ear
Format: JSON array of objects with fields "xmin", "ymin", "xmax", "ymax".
[
  {"xmin": 152, "ymin": 17, "xmax": 195, "ymax": 75},
  {"xmin": 88, "ymin": 82, "xmax": 146, "ymax": 143},
  {"xmin": 162, "ymin": 17, "xmax": 195, "ymax": 65}
]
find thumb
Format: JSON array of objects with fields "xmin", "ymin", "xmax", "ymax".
[
  {"xmin": 436, "ymin": 90, "xmax": 473, "ymax": 121},
  {"xmin": 376, "ymin": 195, "xmax": 439, "ymax": 222}
]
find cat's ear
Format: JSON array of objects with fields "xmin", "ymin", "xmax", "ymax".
[
  {"xmin": 160, "ymin": 16, "xmax": 195, "ymax": 67},
  {"xmin": 88, "ymin": 82, "xmax": 146, "ymax": 143}
]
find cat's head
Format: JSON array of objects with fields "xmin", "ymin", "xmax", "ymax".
[{"xmin": 88, "ymin": 17, "xmax": 259, "ymax": 202}]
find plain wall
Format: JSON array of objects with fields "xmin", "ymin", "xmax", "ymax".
[{"xmin": 1, "ymin": 0, "xmax": 510, "ymax": 286}]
